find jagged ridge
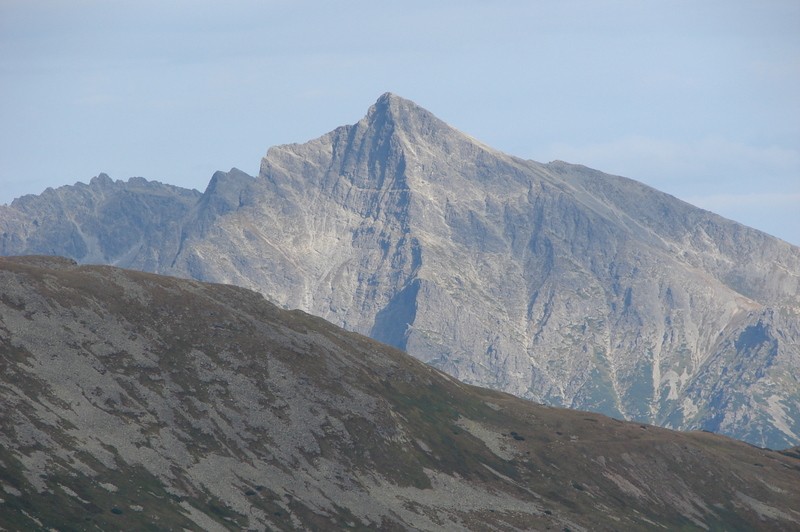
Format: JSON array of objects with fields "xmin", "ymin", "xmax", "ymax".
[{"xmin": 1, "ymin": 93, "xmax": 799, "ymax": 448}]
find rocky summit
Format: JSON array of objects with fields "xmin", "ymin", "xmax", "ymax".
[
  {"xmin": 1, "ymin": 93, "xmax": 799, "ymax": 449},
  {"xmin": 1, "ymin": 256, "xmax": 799, "ymax": 530}
]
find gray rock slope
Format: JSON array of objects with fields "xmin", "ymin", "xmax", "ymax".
[
  {"xmin": 2, "ymin": 256, "xmax": 799, "ymax": 530},
  {"xmin": 2, "ymin": 93, "xmax": 799, "ymax": 449},
  {"xmin": 0, "ymin": 174, "xmax": 200, "ymax": 270}
]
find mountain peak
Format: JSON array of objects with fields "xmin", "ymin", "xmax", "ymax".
[
  {"xmin": 7, "ymin": 94, "xmax": 799, "ymax": 451},
  {"xmin": 376, "ymin": 91, "xmax": 402, "ymax": 104},
  {"xmin": 259, "ymin": 93, "xmax": 465, "ymax": 193},
  {"xmin": 373, "ymin": 91, "xmax": 419, "ymax": 112},
  {"xmin": 365, "ymin": 92, "xmax": 449, "ymax": 139}
]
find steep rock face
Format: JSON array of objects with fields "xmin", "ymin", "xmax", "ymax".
[
  {"xmin": 173, "ymin": 96, "xmax": 423, "ymax": 340},
  {"xmin": 2, "ymin": 256, "xmax": 799, "ymax": 530},
  {"xmin": 1, "ymin": 93, "xmax": 799, "ymax": 448},
  {"xmin": 0, "ymin": 174, "xmax": 200, "ymax": 271},
  {"xmin": 179, "ymin": 93, "xmax": 799, "ymax": 447}
]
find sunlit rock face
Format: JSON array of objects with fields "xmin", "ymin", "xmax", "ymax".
[{"xmin": 2, "ymin": 93, "xmax": 799, "ymax": 448}]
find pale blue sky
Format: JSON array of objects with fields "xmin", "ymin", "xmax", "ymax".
[{"xmin": 1, "ymin": 1, "xmax": 798, "ymax": 244}]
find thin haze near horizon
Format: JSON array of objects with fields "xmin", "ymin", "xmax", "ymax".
[{"xmin": 1, "ymin": 1, "xmax": 798, "ymax": 245}]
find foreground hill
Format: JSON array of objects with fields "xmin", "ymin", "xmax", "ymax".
[
  {"xmin": 1, "ymin": 93, "xmax": 799, "ymax": 448},
  {"xmin": 1, "ymin": 256, "xmax": 799, "ymax": 530}
]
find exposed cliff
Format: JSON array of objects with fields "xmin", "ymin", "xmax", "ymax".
[{"xmin": 2, "ymin": 93, "xmax": 799, "ymax": 448}]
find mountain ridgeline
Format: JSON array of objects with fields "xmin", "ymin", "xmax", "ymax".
[
  {"xmin": 1, "ymin": 256, "xmax": 799, "ymax": 530},
  {"xmin": 2, "ymin": 93, "xmax": 799, "ymax": 449}
]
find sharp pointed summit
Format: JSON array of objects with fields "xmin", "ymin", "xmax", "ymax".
[
  {"xmin": 371, "ymin": 91, "xmax": 423, "ymax": 118},
  {"xmin": 366, "ymin": 92, "xmax": 452, "ymax": 140},
  {"xmin": 370, "ymin": 92, "xmax": 442, "ymax": 126},
  {"xmin": 1, "ymin": 93, "xmax": 799, "ymax": 448}
]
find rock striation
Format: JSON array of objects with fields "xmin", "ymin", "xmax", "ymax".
[
  {"xmin": 0, "ymin": 174, "xmax": 200, "ymax": 270},
  {"xmin": 2, "ymin": 93, "xmax": 799, "ymax": 448},
  {"xmin": 1, "ymin": 256, "xmax": 799, "ymax": 530}
]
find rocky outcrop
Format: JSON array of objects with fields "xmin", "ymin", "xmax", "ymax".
[
  {"xmin": 0, "ymin": 174, "xmax": 200, "ymax": 271},
  {"xmin": 2, "ymin": 256, "xmax": 799, "ymax": 530},
  {"xmin": 2, "ymin": 93, "xmax": 799, "ymax": 448}
]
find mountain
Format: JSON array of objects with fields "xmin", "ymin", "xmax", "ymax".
[
  {"xmin": 2, "ymin": 93, "xmax": 799, "ymax": 449},
  {"xmin": 0, "ymin": 173, "xmax": 201, "ymax": 270},
  {"xmin": 2, "ymin": 256, "xmax": 799, "ymax": 530}
]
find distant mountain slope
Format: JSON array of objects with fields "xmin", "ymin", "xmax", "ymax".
[
  {"xmin": 0, "ymin": 174, "xmax": 200, "ymax": 269},
  {"xmin": 1, "ymin": 93, "xmax": 799, "ymax": 449},
  {"xmin": 1, "ymin": 256, "xmax": 799, "ymax": 530}
]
